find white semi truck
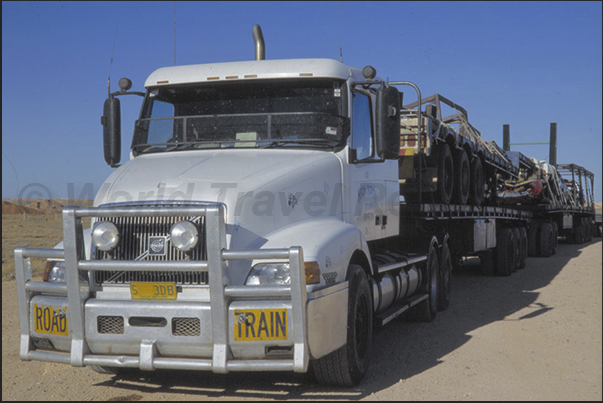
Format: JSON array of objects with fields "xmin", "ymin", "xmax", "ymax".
[{"xmin": 14, "ymin": 26, "xmax": 595, "ymax": 386}]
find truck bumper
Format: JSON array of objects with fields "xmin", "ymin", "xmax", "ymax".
[{"xmin": 15, "ymin": 204, "xmax": 348, "ymax": 373}]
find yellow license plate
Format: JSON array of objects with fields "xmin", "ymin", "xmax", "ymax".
[
  {"xmin": 34, "ymin": 304, "xmax": 69, "ymax": 336},
  {"xmin": 130, "ymin": 282, "xmax": 177, "ymax": 300},
  {"xmin": 234, "ymin": 309, "xmax": 287, "ymax": 341}
]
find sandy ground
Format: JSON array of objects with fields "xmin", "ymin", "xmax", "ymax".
[{"xmin": 2, "ymin": 239, "xmax": 601, "ymax": 401}]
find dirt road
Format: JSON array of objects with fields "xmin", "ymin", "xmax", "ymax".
[{"xmin": 3, "ymin": 239, "xmax": 601, "ymax": 401}]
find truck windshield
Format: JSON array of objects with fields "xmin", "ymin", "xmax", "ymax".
[{"xmin": 132, "ymin": 79, "xmax": 348, "ymax": 154}]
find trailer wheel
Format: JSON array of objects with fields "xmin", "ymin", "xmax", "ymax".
[
  {"xmin": 539, "ymin": 222, "xmax": 553, "ymax": 257},
  {"xmin": 551, "ymin": 222, "xmax": 559, "ymax": 255},
  {"xmin": 438, "ymin": 239, "xmax": 452, "ymax": 311},
  {"xmin": 469, "ymin": 156, "xmax": 485, "ymax": 206},
  {"xmin": 518, "ymin": 227, "xmax": 528, "ymax": 270},
  {"xmin": 585, "ymin": 218, "xmax": 593, "ymax": 242},
  {"xmin": 453, "ymin": 149, "xmax": 470, "ymax": 205},
  {"xmin": 576, "ymin": 220, "xmax": 586, "ymax": 244},
  {"xmin": 436, "ymin": 143, "xmax": 454, "ymax": 204},
  {"xmin": 511, "ymin": 228, "xmax": 521, "ymax": 272},
  {"xmin": 313, "ymin": 264, "xmax": 372, "ymax": 387},
  {"xmin": 528, "ymin": 222, "xmax": 540, "ymax": 257},
  {"xmin": 496, "ymin": 228, "xmax": 513, "ymax": 276},
  {"xmin": 409, "ymin": 238, "xmax": 439, "ymax": 321}
]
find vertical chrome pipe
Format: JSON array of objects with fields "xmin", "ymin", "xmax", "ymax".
[{"xmin": 252, "ymin": 24, "xmax": 265, "ymax": 61}]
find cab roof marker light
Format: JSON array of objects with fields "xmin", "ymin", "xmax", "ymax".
[
  {"xmin": 156, "ymin": 80, "xmax": 169, "ymax": 84},
  {"xmin": 207, "ymin": 77, "xmax": 220, "ymax": 81},
  {"xmin": 244, "ymin": 74, "xmax": 258, "ymax": 78},
  {"xmin": 225, "ymin": 76, "xmax": 238, "ymax": 80},
  {"xmin": 299, "ymin": 73, "xmax": 313, "ymax": 77}
]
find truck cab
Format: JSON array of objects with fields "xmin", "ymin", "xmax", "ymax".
[{"xmin": 16, "ymin": 47, "xmax": 414, "ymax": 387}]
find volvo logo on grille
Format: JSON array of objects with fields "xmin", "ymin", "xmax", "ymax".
[{"xmin": 149, "ymin": 236, "xmax": 167, "ymax": 256}]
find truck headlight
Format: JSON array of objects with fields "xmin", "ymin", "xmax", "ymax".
[
  {"xmin": 246, "ymin": 261, "xmax": 321, "ymax": 285},
  {"xmin": 170, "ymin": 220, "xmax": 199, "ymax": 252},
  {"xmin": 43, "ymin": 260, "xmax": 66, "ymax": 283},
  {"xmin": 247, "ymin": 263, "xmax": 291, "ymax": 285},
  {"xmin": 91, "ymin": 221, "xmax": 120, "ymax": 251}
]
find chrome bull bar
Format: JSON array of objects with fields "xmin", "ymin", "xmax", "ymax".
[{"xmin": 15, "ymin": 204, "xmax": 309, "ymax": 373}]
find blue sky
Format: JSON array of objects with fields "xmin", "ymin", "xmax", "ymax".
[{"xmin": 2, "ymin": 1, "xmax": 602, "ymax": 201}]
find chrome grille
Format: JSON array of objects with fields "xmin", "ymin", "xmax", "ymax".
[
  {"xmin": 97, "ymin": 316, "xmax": 124, "ymax": 334},
  {"xmin": 93, "ymin": 214, "xmax": 207, "ymax": 285},
  {"xmin": 95, "ymin": 270, "xmax": 208, "ymax": 285},
  {"xmin": 172, "ymin": 317, "xmax": 201, "ymax": 336}
]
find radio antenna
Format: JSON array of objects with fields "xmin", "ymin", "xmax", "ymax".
[
  {"xmin": 338, "ymin": 1, "xmax": 343, "ymax": 63},
  {"xmin": 108, "ymin": 23, "xmax": 119, "ymax": 97},
  {"xmin": 173, "ymin": 1, "xmax": 177, "ymax": 65}
]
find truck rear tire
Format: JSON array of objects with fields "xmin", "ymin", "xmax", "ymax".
[
  {"xmin": 436, "ymin": 143, "xmax": 454, "ymax": 204},
  {"xmin": 313, "ymin": 264, "xmax": 372, "ymax": 387},
  {"xmin": 528, "ymin": 222, "xmax": 540, "ymax": 257},
  {"xmin": 479, "ymin": 249, "xmax": 496, "ymax": 276},
  {"xmin": 518, "ymin": 227, "xmax": 528, "ymax": 270},
  {"xmin": 574, "ymin": 221, "xmax": 584, "ymax": 244},
  {"xmin": 585, "ymin": 218, "xmax": 593, "ymax": 242},
  {"xmin": 539, "ymin": 223, "xmax": 553, "ymax": 257},
  {"xmin": 511, "ymin": 228, "xmax": 521, "ymax": 272},
  {"xmin": 453, "ymin": 149, "xmax": 470, "ymax": 205},
  {"xmin": 438, "ymin": 239, "xmax": 452, "ymax": 311},
  {"xmin": 409, "ymin": 238, "xmax": 439, "ymax": 321}
]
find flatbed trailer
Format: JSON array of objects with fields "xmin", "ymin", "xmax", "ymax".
[
  {"xmin": 396, "ymin": 202, "xmax": 532, "ymax": 276},
  {"xmin": 512, "ymin": 163, "xmax": 597, "ymax": 252}
]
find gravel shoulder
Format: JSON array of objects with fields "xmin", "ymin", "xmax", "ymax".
[{"xmin": 3, "ymin": 239, "xmax": 601, "ymax": 401}]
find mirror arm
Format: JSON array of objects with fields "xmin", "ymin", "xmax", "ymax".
[{"xmin": 110, "ymin": 91, "xmax": 146, "ymax": 98}]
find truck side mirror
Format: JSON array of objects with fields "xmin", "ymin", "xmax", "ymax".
[
  {"xmin": 376, "ymin": 86, "xmax": 401, "ymax": 160},
  {"xmin": 101, "ymin": 96, "xmax": 121, "ymax": 166}
]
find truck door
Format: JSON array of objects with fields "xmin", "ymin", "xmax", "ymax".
[{"xmin": 347, "ymin": 89, "xmax": 399, "ymax": 241}]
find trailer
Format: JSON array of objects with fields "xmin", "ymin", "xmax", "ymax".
[{"xmin": 14, "ymin": 25, "xmax": 596, "ymax": 387}]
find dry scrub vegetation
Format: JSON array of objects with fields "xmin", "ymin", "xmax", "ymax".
[{"xmin": 2, "ymin": 199, "xmax": 92, "ymax": 280}]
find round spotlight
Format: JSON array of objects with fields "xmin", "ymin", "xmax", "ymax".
[
  {"xmin": 170, "ymin": 221, "xmax": 199, "ymax": 252},
  {"xmin": 118, "ymin": 77, "xmax": 132, "ymax": 92},
  {"xmin": 362, "ymin": 65, "xmax": 377, "ymax": 80},
  {"xmin": 92, "ymin": 221, "xmax": 120, "ymax": 251}
]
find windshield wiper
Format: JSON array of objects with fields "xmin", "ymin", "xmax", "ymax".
[
  {"xmin": 262, "ymin": 139, "xmax": 339, "ymax": 149},
  {"xmin": 134, "ymin": 138, "xmax": 339, "ymax": 153}
]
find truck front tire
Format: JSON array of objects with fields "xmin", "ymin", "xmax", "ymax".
[{"xmin": 313, "ymin": 264, "xmax": 373, "ymax": 387}]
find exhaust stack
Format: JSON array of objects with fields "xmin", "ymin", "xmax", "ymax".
[{"xmin": 252, "ymin": 24, "xmax": 265, "ymax": 61}]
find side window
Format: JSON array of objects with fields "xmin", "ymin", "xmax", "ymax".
[
  {"xmin": 352, "ymin": 91, "xmax": 373, "ymax": 160},
  {"xmin": 150, "ymin": 98, "xmax": 174, "ymax": 118},
  {"xmin": 147, "ymin": 98, "xmax": 176, "ymax": 144}
]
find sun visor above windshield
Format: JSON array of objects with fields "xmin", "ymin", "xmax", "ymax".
[{"xmin": 145, "ymin": 59, "xmax": 353, "ymax": 87}]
